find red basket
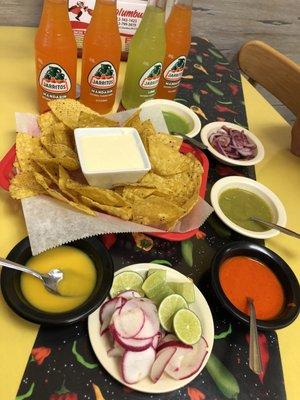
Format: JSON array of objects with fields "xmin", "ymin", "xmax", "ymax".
[
  {"xmin": 148, "ymin": 142, "xmax": 209, "ymax": 241},
  {"xmin": 0, "ymin": 142, "xmax": 209, "ymax": 241}
]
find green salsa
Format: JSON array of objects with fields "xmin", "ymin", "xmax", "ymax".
[
  {"xmin": 162, "ymin": 111, "xmax": 191, "ymax": 135},
  {"xmin": 218, "ymin": 188, "xmax": 274, "ymax": 232}
]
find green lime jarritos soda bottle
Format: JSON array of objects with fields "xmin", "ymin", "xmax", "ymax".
[{"xmin": 121, "ymin": 0, "xmax": 166, "ymax": 109}]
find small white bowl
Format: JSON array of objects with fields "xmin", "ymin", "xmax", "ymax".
[
  {"xmin": 210, "ymin": 176, "xmax": 287, "ymax": 239},
  {"xmin": 75, "ymin": 127, "xmax": 151, "ymax": 189},
  {"xmin": 140, "ymin": 99, "xmax": 201, "ymax": 138},
  {"xmin": 200, "ymin": 121, "xmax": 264, "ymax": 166}
]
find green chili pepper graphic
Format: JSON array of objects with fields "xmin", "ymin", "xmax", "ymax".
[
  {"xmin": 206, "ymin": 83, "xmax": 224, "ymax": 96},
  {"xmin": 208, "ymin": 48, "xmax": 224, "ymax": 59},
  {"xmin": 214, "ymin": 324, "xmax": 232, "ymax": 339},
  {"xmin": 150, "ymin": 259, "xmax": 172, "ymax": 266},
  {"xmin": 16, "ymin": 383, "xmax": 35, "ymax": 400},
  {"xmin": 206, "ymin": 353, "xmax": 240, "ymax": 399},
  {"xmin": 72, "ymin": 341, "xmax": 98, "ymax": 369},
  {"xmin": 181, "ymin": 240, "xmax": 193, "ymax": 267},
  {"xmin": 196, "ymin": 54, "xmax": 203, "ymax": 64},
  {"xmin": 192, "ymin": 92, "xmax": 201, "ymax": 104}
]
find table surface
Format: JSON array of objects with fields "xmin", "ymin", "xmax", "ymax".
[{"xmin": 0, "ymin": 26, "xmax": 299, "ymax": 400}]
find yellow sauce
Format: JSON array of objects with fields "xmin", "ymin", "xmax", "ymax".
[
  {"xmin": 20, "ymin": 246, "xmax": 97, "ymax": 313},
  {"xmin": 80, "ymin": 132, "xmax": 145, "ymax": 171}
]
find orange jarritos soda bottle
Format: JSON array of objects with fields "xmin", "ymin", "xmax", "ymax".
[
  {"xmin": 156, "ymin": 0, "xmax": 192, "ymax": 100},
  {"xmin": 80, "ymin": 0, "xmax": 121, "ymax": 114},
  {"xmin": 35, "ymin": 0, "xmax": 77, "ymax": 113},
  {"xmin": 121, "ymin": 0, "xmax": 166, "ymax": 109}
]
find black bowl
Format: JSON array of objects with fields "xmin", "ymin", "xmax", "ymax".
[
  {"xmin": 211, "ymin": 241, "xmax": 300, "ymax": 330},
  {"xmin": 1, "ymin": 236, "xmax": 114, "ymax": 326}
]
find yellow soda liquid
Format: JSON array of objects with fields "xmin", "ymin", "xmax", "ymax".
[{"xmin": 121, "ymin": 3, "xmax": 166, "ymax": 109}]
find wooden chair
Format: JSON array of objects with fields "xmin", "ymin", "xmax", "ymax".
[{"xmin": 238, "ymin": 40, "xmax": 300, "ymax": 156}]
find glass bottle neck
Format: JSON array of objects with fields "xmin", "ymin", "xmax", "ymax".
[
  {"xmin": 40, "ymin": 0, "xmax": 69, "ymax": 23},
  {"xmin": 174, "ymin": 0, "xmax": 193, "ymax": 6},
  {"xmin": 147, "ymin": 0, "xmax": 167, "ymax": 11}
]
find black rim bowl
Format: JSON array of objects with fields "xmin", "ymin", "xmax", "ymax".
[
  {"xmin": 1, "ymin": 236, "xmax": 114, "ymax": 326},
  {"xmin": 211, "ymin": 241, "xmax": 300, "ymax": 330}
]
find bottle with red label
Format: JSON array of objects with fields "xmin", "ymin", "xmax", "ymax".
[
  {"xmin": 80, "ymin": 0, "xmax": 121, "ymax": 114},
  {"xmin": 156, "ymin": 0, "xmax": 192, "ymax": 100},
  {"xmin": 121, "ymin": 0, "xmax": 166, "ymax": 110},
  {"xmin": 35, "ymin": 0, "xmax": 77, "ymax": 113}
]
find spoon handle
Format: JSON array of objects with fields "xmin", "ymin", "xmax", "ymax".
[
  {"xmin": 248, "ymin": 298, "xmax": 263, "ymax": 375},
  {"xmin": 251, "ymin": 216, "xmax": 300, "ymax": 239},
  {"xmin": 0, "ymin": 257, "xmax": 43, "ymax": 281}
]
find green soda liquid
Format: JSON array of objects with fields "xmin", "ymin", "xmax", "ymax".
[{"xmin": 121, "ymin": 4, "xmax": 166, "ymax": 109}]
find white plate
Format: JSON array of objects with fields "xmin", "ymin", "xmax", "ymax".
[
  {"xmin": 140, "ymin": 99, "xmax": 201, "ymax": 138},
  {"xmin": 200, "ymin": 121, "xmax": 265, "ymax": 166},
  {"xmin": 210, "ymin": 176, "xmax": 287, "ymax": 239},
  {"xmin": 88, "ymin": 263, "xmax": 214, "ymax": 394}
]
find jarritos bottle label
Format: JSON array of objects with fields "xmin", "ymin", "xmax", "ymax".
[
  {"xmin": 39, "ymin": 63, "xmax": 71, "ymax": 100},
  {"xmin": 88, "ymin": 61, "xmax": 117, "ymax": 96},
  {"xmin": 163, "ymin": 56, "xmax": 186, "ymax": 88},
  {"xmin": 139, "ymin": 63, "xmax": 163, "ymax": 92}
]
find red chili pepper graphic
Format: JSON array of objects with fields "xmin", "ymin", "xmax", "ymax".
[
  {"xmin": 101, "ymin": 233, "xmax": 117, "ymax": 249},
  {"xmin": 180, "ymin": 82, "xmax": 193, "ymax": 90},
  {"xmin": 214, "ymin": 64, "xmax": 231, "ymax": 72},
  {"xmin": 246, "ymin": 333, "xmax": 270, "ymax": 383},
  {"xmin": 31, "ymin": 347, "xmax": 51, "ymax": 365},
  {"xmin": 217, "ymin": 117, "xmax": 226, "ymax": 122},
  {"xmin": 228, "ymin": 83, "xmax": 239, "ymax": 96},
  {"xmin": 49, "ymin": 382, "xmax": 78, "ymax": 400},
  {"xmin": 200, "ymin": 89, "xmax": 208, "ymax": 95},
  {"xmin": 187, "ymin": 386, "xmax": 206, "ymax": 400},
  {"xmin": 214, "ymin": 104, "xmax": 238, "ymax": 114},
  {"xmin": 195, "ymin": 229, "xmax": 206, "ymax": 240}
]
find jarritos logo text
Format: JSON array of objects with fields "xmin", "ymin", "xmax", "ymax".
[
  {"xmin": 88, "ymin": 62, "xmax": 116, "ymax": 94},
  {"xmin": 163, "ymin": 56, "xmax": 186, "ymax": 87},
  {"xmin": 139, "ymin": 63, "xmax": 162, "ymax": 90},
  {"xmin": 39, "ymin": 64, "xmax": 71, "ymax": 99}
]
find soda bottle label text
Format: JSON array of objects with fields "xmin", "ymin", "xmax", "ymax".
[
  {"xmin": 139, "ymin": 63, "xmax": 163, "ymax": 91},
  {"xmin": 39, "ymin": 63, "xmax": 71, "ymax": 100},
  {"xmin": 163, "ymin": 56, "xmax": 186, "ymax": 88},
  {"xmin": 88, "ymin": 61, "xmax": 117, "ymax": 95}
]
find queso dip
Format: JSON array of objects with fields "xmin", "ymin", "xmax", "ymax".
[{"xmin": 21, "ymin": 246, "xmax": 97, "ymax": 313}]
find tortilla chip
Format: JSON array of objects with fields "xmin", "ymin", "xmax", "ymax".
[
  {"xmin": 132, "ymin": 195, "xmax": 185, "ymax": 230},
  {"xmin": 9, "ymin": 171, "xmax": 47, "ymax": 199},
  {"xmin": 16, "ymin": 133, "xmax": 51, "ymax": 172},
  {"xmin": 78, "ymin": 111, "xmax": 119, "ymax": 128},
  {"xmin": 34, "ymin": 172, "xmax": 95, "ymax": 216},
  {"xmin": 152, "ymin": 132, "xmax": 183, "ymax": 151},
  {"xmin": 48, "ymin": 99, "xmax": 98, "ymax": 130},
  {"xmin": 41, "ymin": 142, "xmax": 80, "ymax": 170},
  {"xmin": 124, "ymin": 110, "xmax": 143, "ymax": 131},
  {"xmin": 122, "ymin": 186, "xmax": 168, "ymax": 204},
  {"xmin": 53, "ymin": 122, "xmax": 74, "ymax": 148},
  {"xmin": 65, "ymin": 179, "xmax": 128, "ymax": 207},
  {"xmin": 33, "ymin": 159, "xmax": 59, "ymax": 185},
  {"xmin": 37, "ymin": 111, "xmax": 58, "ymax": 132},
  {"xmin": 81, "ymin": 196, "xmax": 132, "ymax": 220},
  {"xmin": 148, "ymin": 137, "xmax": 192, "ymax": 176},
  {"xmin": 138, "ymin": 119, "xmax": 156, "ymax": 154}
]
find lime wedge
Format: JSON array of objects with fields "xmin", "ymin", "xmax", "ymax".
[
  {"xmin": 173, "ymin": 309, "xmax": 202, "ymax": 345},
  {"xmin": 168, "ymin": 281, "xmax": 195, "ymax": 303},
  {"xmin": 110, "ymin": 271, "xmax": 144, "ymax": 298},
  {"xmin": 158, "ymin": 294, "xmax": 187, "ymax": 332},
  {"xmin": 147, "ymin": 268, "xmax": 164, "ymax": 277},
  {"xmin": 142, "ymin": 270, "xmax": 166, "ymax": 298},
  {"xmin": 151, "ymin": 284, "xmax": 174, "ymax": 306}
]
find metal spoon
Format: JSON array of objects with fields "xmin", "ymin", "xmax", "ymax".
[
  {"xmin": 0, "ymin": 256, "xmax": 64, "ymax": 296},
  {"xmin": 247, "ymin": 297, "xmax": 263, "ymax": 375},
  {"xmin": 250, "ymin": 216, "xmax": 300, "ymax": 239}
]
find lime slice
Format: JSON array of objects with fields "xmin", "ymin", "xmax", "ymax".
[
  {"xmin": 158, "ymin": 294, "xmax": 187, "ymax": 332},
  {"xmin": 142, "ymin": 270, "xmax": 166, "ymax": 298},
  {"xmin": 110, "ymin": 271, "xmax": 144, "ymax": 298},
  {"xmin": 173, "ymin": 309, "xmax": 202, "ymax": 345},
  {"xmin": 168, "ymin": 281, "xmax": 195, "ymax": 303}
]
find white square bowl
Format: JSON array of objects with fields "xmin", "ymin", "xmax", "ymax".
[{"xmin": 75, "ymin": 127, "xmax": 151, "ymax": 189}]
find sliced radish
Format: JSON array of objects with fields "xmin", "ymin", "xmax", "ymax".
[
  {"xmin": 99, "ymin": 297, "xmax": 120, "ymax": 324},
  {"xmin": 150, "ymin": 347, "xmax": 177, "ymax": 383},
  {"xmin": 157, "ymin": 340, "xmax": 193, "ymax": 353},
  {"xmin": 158, "ymin": 333, "xmax": 177, "ymax": 345},
  {"xmin": 114, "ymin": 307, "xmax": 145, "ymax": 339},
  {"xmin": 133, "ymin": 301, "xmax": 159, "ymax": 339},
  {"xmin": 165, "ymin": 337, "xmax": 209, "ymax": 380},
  {"xmin": 152, "ymin": 332, "xmax": 161, "ymax": 349},
  {"xmin": 122, "ymin": 347, "xmax": 156, "ymax": 384},
  {"xmin": 118, "ymin": 290, "xmax": 142, "ymax": 300},
  {"xmin": 111, "ymin": 325, "xmax": 153, "ymax": 351},
  {"xmin": 107, "ymin": 342, "xmax": 125, "ymax": 358}
]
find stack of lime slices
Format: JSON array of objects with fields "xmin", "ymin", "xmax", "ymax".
[{"xmin": 109, "ymin": 268, "xmax": 202, "ymax": 345}]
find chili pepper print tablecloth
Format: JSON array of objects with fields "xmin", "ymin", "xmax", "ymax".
[{"xmin": 16, "ymin": 37, "xmax": 286, "ymax": 400}]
